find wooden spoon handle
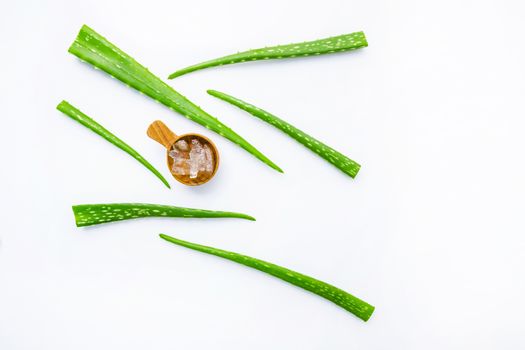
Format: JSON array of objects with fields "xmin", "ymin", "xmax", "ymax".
[{"xmin": 147, "ymin": 120, "xmax": 177, "ymax": 149}]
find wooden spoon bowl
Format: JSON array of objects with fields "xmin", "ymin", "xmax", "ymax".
[{"xmin": 147, "ymin": 120, "xmax": 219, "ymax": 186}]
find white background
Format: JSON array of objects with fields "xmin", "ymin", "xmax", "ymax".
[{"xmin": 1, "ymin": 0, "xmax": 524, "ymax": 349}]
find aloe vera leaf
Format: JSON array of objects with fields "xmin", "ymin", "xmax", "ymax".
[
  {"xmin": 73, "ymin": 203, "xmax": 255, "ymax": 227},
  {"xmin": 168, "ymin": 31, "xmax": 367, "ymax": 79},
  {"xmin": 68, "ymin": 25, "xmax": 281, "ymax": 173},
  {"xmin": 57, "ymin": 101, "xmax": 170, "ymax": 188},
  {"xmin": 159, "ymin": 234, "xmax": 374, "ymax": 321},
  {"xmin": 207, "ymin": 90, "xmax": 361, "ymax": 178}
]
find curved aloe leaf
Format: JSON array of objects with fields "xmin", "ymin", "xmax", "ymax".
[
  {"xmin": 207, "ymin": 90, "xmax": 361, "ymax": 178},
  {"xmin": 159, "ymin": 234, "xmax": 374, "ymax": 321},
  {"xmin": 57, "ymin": 101, "xmax": 170, "ymax": 188},
  {"xmin": 73, "ymin": 203, "xmax": 255, "ymax": 227},
  {"xmin": 68, "ymin": 25, "xmax": 281, "ymax": 173},
  {"xmin": 168, "ymin": 31, "xmax": 367, "ymax": 79}
]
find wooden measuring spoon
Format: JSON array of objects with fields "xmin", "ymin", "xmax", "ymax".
[{"xmin": 147, "ymin": 120, "xmax": 219, "ymax": 186}]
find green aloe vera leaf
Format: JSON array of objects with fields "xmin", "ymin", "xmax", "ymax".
[
  {"xmin": 73, "ymin": 203, "xmax": 255, "ymax": 227},
  {"xmin": 68, "ymin": 25, "xmax": 281, "ymax": 173},
  {"xmin": 57, "ymin": 101, "xmax": 170, "ymax": 188},
  {"xmin": 207, "ymin": 90, "xmax": 361, "ymax": 178},
  {"xmin": 168, "ymin": 31, "xmax": 367, "ymax": 79},
  {"xmin": 159, "ymin": 234, "xmax": 374, "ymax": 321}
]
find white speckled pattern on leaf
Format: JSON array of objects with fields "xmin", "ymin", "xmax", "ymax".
[
  {"xmin": 73, "ymin": 203, "xmax": 255, "ymax": 227},
  {"xmin": 168, "ymin": 31, "xmax": 367, "ymax": 79},
  {"xmin": 208, "ymin": 90, "xmax": 361, "ymax": 178},
  {"xmin": 68, "ymin": 25, "xmax": 281, "ymax": 172},
  {"xmin": 160, "ymin": 234, "xmax": 374, "ymax": 321},
  {"xmin": 57, "ymin": 101, "xmax": 171, "ymax": 188}
]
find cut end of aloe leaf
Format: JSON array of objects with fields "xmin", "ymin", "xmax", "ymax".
[
  {"xmin": 358, "ymin": 31, "xmax": 369, "ymax": 47},
  {"xmin": 72, "ymin": 205, "xmax": 84, "ymax": 227},
  {"xmin": 56, "ymin": 100, "xmax": 67, "ymax": 111},
  {"xmin": 350, "ymin": 163, "xmax": 361, "ymax": 179},
  {"xmin": 67, "ymin": 24, "xmax": 90, "ymax": 54},
  {"xmin": 361, "ymin": 305, "xmax": 375, "ymax": 322}
]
